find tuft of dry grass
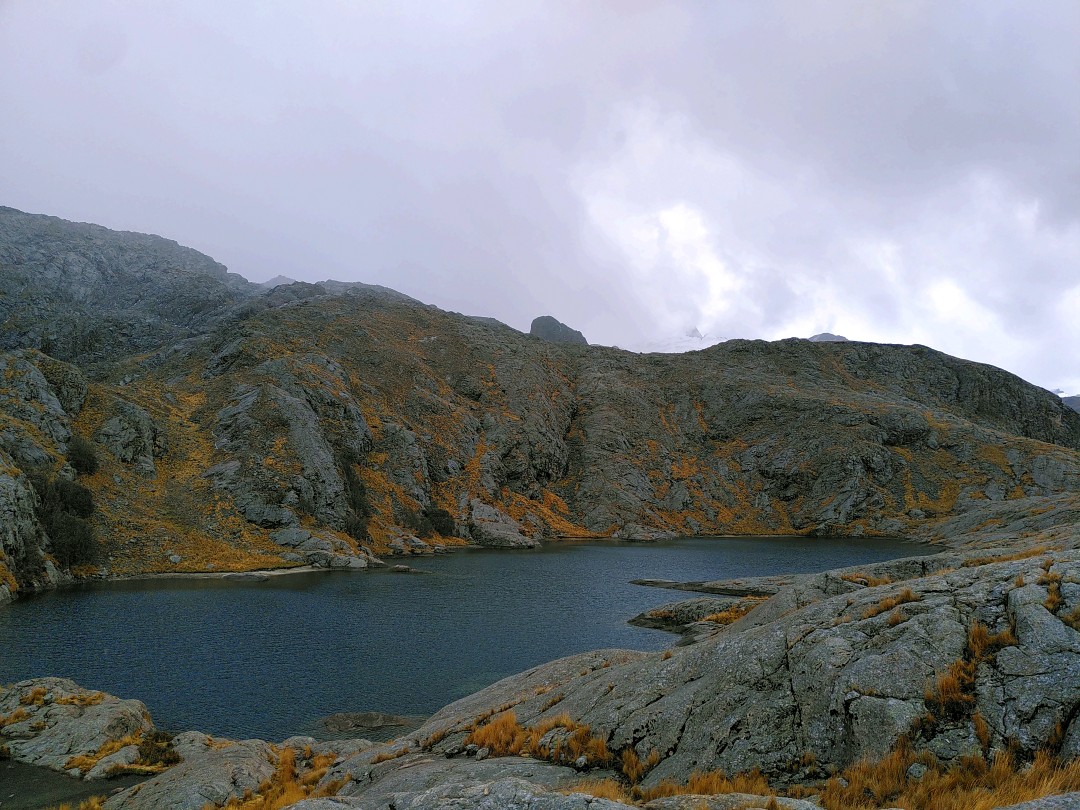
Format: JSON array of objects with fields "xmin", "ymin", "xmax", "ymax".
[
  {"xmin": 370, "ymin": 746, "xmax": 411, "ymax": 764},
  {"xmin": 661, "ymin": 649, "xmax": 673, "ymax": 660},
  {"xmin": 862, "ymin": 588, "xmax": 920, "ymax": 620},
  {"xmin": 886, "ymin": 609, "xmax": 907, "ymax": 627},
  {"xmin": 42, "ymin": 800, "xmax": 105, "ymax": 810},
  {"xmin": 702, "ymin": 601, "xmax": 761, "ymax": 625},
  {"xmin": 463, "ymin": 710, "xmax": 618, "ymax": 770},
  {"xmin": 0, "ymin": 707, "xmax": 31, "ymax": 728},
  {"xmin": 640, "ymin": 767, "xmax": 773, "ymax": 801},
  {"xmin": 55, "ymin": 691, "xmax": 105, "ymax": 707},
  {"xmin": 20, "ymin": 686, "xmax": 48, "ymax": 706},
  {"xmin": 961, "ymin": 545, "xmax": 1054, "ymax": 568},
  {"xmin": 571, "ymin": 778, "xmax": 635, "ymax": 803},
  {"xmin": 819, "ymin": 745, "xmax": 1080, "ymax": 810},
  {"xmin": 208, "ymin": 746, "xmax": 346, "ymax": 810}
]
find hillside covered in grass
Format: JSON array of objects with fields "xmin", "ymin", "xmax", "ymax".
[{"xmin": 2, "ymin": 206, "xmax": 1080, "ymax": 599}]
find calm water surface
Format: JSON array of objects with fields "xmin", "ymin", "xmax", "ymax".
[{"xmin": 0, "ymin": 536, "xmax": 923, "ymax": 741}]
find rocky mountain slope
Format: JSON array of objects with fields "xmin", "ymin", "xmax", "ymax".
[
  {"xmin": 2, "ymin": 206, "xmax": 1080, "ymax": 602},
  {"xmin": 1064, "ymin": 395, "xmax": 1080, "ymax": 414}
]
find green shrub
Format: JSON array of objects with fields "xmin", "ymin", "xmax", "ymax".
[
  {"xmin": 46, "ymin": 512, "xmax": 95, "ymax": 567},
  {"xmin": 26, "ymin": 467, "xmax": 97, "ymax": 566}
]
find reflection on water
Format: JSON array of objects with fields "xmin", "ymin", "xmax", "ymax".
[{"xmin": 0, "ymin": 535, "xmax": 923, "ymax": 741}]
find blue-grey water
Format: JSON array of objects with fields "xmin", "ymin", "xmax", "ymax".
[{"xmin": 0, "ymin": 536, "xmax": 923, "ymax": 742}]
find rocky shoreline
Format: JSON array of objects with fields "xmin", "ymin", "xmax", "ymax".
[{"xmin": 4, "ymin": 526, "xmax": 1080, "ymax": 810}]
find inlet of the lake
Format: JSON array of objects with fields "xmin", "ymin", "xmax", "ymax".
[{"xmin": 0, "ymin": 536, "xmax": 924, "ymax": 741}]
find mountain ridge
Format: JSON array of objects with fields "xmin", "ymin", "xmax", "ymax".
[{"xmin": 2, "ymin": 207, "xmax": 1080, "ymax": 602}]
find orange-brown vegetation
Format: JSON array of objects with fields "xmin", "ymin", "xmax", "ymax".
[
  {"xmin": 208, "ymin": 747, "xmax": 344, "ymax": 810},
  {"xmin": 961, "ymin": 545, "xmax": 1054, "ymax": 568},
  {"xmin": 640, "ymin": 767, "xmax": 773, "ymax": 801},
  {"xmin": 370, "ymin": 747, "xmax": 411, "ymax": 764},
  {"xmin": 862, "ymin": 588, "xmax": 920, "ymax": 620},
  {"xmin": 819, "ymin": 743, "xmax": 1080, "ymax": 810},
  {"xmin": 65, "ymin": 732, "xmax": 144, "ymax": 774},
  {"xmin": 703, "ymin": 598, "xmax": 767, "ymax": 626},
  {"xmin": 0, "ymin": 707, "xmax": 30, "ymax": 728},
  {"xmin": 463, "ymin": 710, "xmax": 612, "ymax": 768}
]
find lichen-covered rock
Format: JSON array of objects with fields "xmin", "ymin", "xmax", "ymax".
[{"xmin": 0, "ymin": 678, "xmax": 154, "ymax": 777}]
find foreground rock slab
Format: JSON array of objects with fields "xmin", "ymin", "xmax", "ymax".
[{"xmin": 0, "ymin": 677, "xmax": 153, "ymax": 778}]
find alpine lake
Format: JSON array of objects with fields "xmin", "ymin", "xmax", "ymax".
[{"xmin": 1, "ymin": 535, "xmax": 926, "ymax": 744}]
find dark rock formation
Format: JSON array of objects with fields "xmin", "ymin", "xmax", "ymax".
[{"xmin": 530, "ymin": 315, "xmax": 588, "ymax": 345}]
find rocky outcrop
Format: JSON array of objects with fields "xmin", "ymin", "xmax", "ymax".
[
  {"xmin": 530, "ymin": 315, "xmax": 588, "ymax": 346},
  {"xmin": 0, "ymin": 678, "xmax": 154, "ymax": 778},
  {"xmin": 410, "ymin": 546, "xmax": 1080, "ymax": 787},
  {"xmin": 96, "ymin": 398, "xmax": 166, "ymax": 476},
  {"xmin": 0, "ymin": 206, "xmax": 254, "ymax": 368}
]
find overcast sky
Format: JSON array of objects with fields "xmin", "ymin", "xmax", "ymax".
[{"xmin": 2, "ymin": 1, "xmax": 1078, "ymax": 393}]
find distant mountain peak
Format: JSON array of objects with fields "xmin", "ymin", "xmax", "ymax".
[
  {"xmin": 808, "ymin": 332, "xmax": 850, "ymax": 342},
  {"xmin": 260, "ymin": 275, "xmax": 298, "ymax": 288},
  {"xmin": 529, "ymin": 315, "xmax": 588, "ymax": 345}
]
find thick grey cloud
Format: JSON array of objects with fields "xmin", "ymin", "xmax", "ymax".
[{"xmin": 1, "ymin": 1, "xmax": 1077, "ymax": 391}]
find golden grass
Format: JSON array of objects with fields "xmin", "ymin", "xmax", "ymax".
[
  {"xmin": 464, "ymin": 710, "xmax": 614, "ymax": 769},
  {"xmin": 961, "ymin": 545, "xmax": 1054, "ymax": 568},
  {"xmin": 702, "ymin": 598, "xmax": 766, "ymax": 626},
  {"xmin": 370, "ymin": 746, "xmax": 411, "ymax": 764},
  {"xmin": 65, "ymin": 732, "xmax": 144, "ymax": 773},
  {"xmin": 819, "ymin": 745, "xmax": 1080, "ymax": 810},
  {"xmin": 640, "ymin": 767, "xmax": 773, "ymax": 801},
  {"xmin": 55, "ymin": 691, "xmax": 105, "ymax": 707},
  {"xmin": 42, "ymin": 800, "xmax": 104, "ymax": 810},
  {"xmin": 572, "ymin": 779, "xmax": 635, "ymax": 802},
  {"xmin": 0, "ymin": 707, "xmax": 30, "ymax": 728},
  {"xmin": 20, "ymin": 686, "xmax": 48, "ymax": 706},
  {"xmin": 862, "ymin": 588, "xmax": 920, "ymax": 620},
  {"xmin": 922, "ymin": 621, "xmax": 1017, "ymax": 725},
  {"xmin": 209, "ymin": 747, "xmax": 345, "ymax": 810}
]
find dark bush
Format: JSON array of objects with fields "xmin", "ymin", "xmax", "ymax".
[
  {"xmin": 26, "ymin": 467, "xmax": 97, "ymax": 566},
  {"xmin": 46, "ymin": 512, "xmax": 95, "ymax": 567},
  {"xmin": 67, "ymin": 434, "xmax": 98, "ymax": 475},
  {"xmin": 343, "ymin": 512, "xmax": 369, "ymax": 542},
  {"xmin": 424, "ymin": 506, "xmax": 456, "ymax": 537},
  {"xmin": 55, "ymin": 479, "xmax": 93, "ymax": 518},
  {"xmin": 402, "ymin": 509, "xmax": 435, "ymax": 538},
  {"xmin": 138, "ymin": 730, "xmax": 180, "ymax": 767}
]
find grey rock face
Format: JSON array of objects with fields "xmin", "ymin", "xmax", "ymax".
[
  {"xmin": 468, "ymin": 499, "xmax": 539, "ymax": 548},
  {"xmin": 0, "ymin": 456, "xmax": 50, "ymax": 602},
  {"xmin": 0, "ymin": 206, "xmax": 254, "ymax": 368},
  {"xmin": 530, "ymin": 316, "xmax": 588, "ymax": 346},
  {"xmin": 385, "ymin": 776, "xmax": 637, "ymax": 810},
  {"xmin": 103, "ymin": 739, "xmax": 277, "ymax": 810},
  {"xmin": 412, "ymin": 548, "xmax": 1080, "ymax": 786},
  {"xmin": 0, "ymin": 678, "xmax": 154, "ymax": 777},
  {"xmin": 96, "ymin": 398, "xmax": 166, "ymax": 475},
  {"xmin": 996, "ymin": 795, "xmax": 1080, "ymax": 810}
]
